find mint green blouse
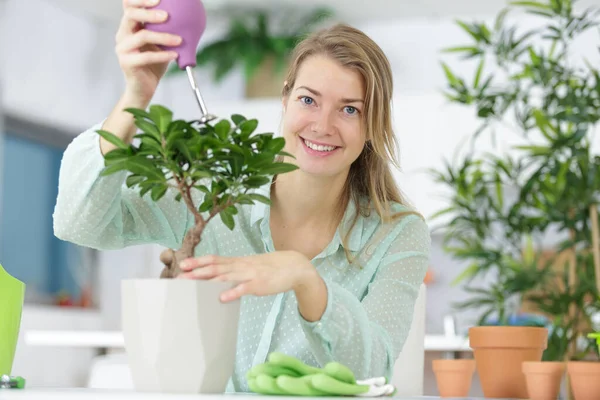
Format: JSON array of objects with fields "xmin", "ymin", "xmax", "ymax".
[{"xmin": 53, "ymin": 123, "xmax": 431, "ymax": 392}]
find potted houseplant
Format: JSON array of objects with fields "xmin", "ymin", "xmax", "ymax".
[
  {"xmin": 431, "ymin": 0, "xmax": 600, "ymax": 398},
  {"xmin": 165, "ymin": 7, "xmax": 333, "ymax": 98},
  {"xmin": 565, "ymin": 331, "xmax": 600, "ymax": 400},
  {"xmin": 97, "ymin": 105, "xmax": 297, "ymax": 393}
]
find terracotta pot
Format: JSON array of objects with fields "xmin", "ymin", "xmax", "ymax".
[
  {"xmin": 522, "ymin": 361, "xmax": 565, "ymax": 400},
  {"xmin": 567, "ymin": 361, "xmax": 600, "ymax": 400},
  {"xmin": 469, "ymin": 326, "xmax": 548, "ymax": 399},
  {"xmin": 432, "ymin": 359, "xmax": 476, "ymax": 397}
]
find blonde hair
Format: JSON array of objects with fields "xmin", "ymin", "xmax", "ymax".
[{"xmin": 281, "ymin": 23, "xmax": 423, "ymax": 262}]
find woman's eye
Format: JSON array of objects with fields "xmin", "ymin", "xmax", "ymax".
[
  {"xmin": 344, "ymin": 106, "xmax": 358, "ymax": 115},
  {"xmin": 300, "ymin": 96, "xmax": 314, "ymax": 105}
]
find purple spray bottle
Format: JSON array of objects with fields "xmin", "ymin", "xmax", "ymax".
[{"xmin": 145, "ymin": 0, "xmax": 216, "ymax": 123}]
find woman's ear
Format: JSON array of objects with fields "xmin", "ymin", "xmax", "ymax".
[{"xmin": 282, "ymin": 81, "xmax": 289, "ymax": 111}]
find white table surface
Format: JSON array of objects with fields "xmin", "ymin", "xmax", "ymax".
[
  {"xmin": 24, "ymin": 331, "xmax": 471, "ymax": 352},
  {"xmin": 0, "ymin": 388, "xmax": 460, "ymax": 399}
]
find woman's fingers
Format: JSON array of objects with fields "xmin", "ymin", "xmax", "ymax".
[
  {"xmin": 120, "ymin": 50, "xmax": 178, "ymax": 68},
  {"xmin": 117, "ymin": 29, "xmax": 181, "ymax": 54},
  {"xmin": 116, "ymin": 0, "xmax": 165, "ymax": 42},
  {"xmin": 124, "ymin": 6, "xmax": 168, "ymax": 25},
  {"xmin": 124, "ymin": 0, "xmax": 159, "ymax": 7}
]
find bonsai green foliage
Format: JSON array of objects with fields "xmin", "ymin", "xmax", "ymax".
[
  {"xmin": 166, "ymin": 7, "xmax": 333, "ymax": 82},
  {"xmin": 431, "ymin": 0, "xmax": 600, "ymax": 360},
  {"xmin": 96, "ymin": 105, "xmax": 298, "ymax": 278}
]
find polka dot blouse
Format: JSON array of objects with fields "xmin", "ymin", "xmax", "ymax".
[{"xmin": 53, "ymin": 122, "xmax": 432, "ymax": 392}]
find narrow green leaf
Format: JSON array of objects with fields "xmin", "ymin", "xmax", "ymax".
[
  {"xmin": 441, "ymin": 62, "xmax": 459, "ymax": 86},
  {"xmin": 240, "ymin": 119, "xmax": 259, "ymax": 136},
  {"xmin": 244, "ymin": 176, "xmax": 272, "ymax": 187},
  {"xmin": 150, "ymin": 185, "xmax": 168, "ymax": 201},
  {"xmin": 126, "ymin": 174, "xmax": 145, "ymax": 187},
  {"xmin": 124, "ymin": 108, "xmax": 152, "ymax": 121},
  {"xmin": 231, "ymin": 114, "xmax": 246, "ymax": 126},
  {"xmin": 442, "ymin": 46, "xmax": 481, "ymax": 54},
  {"xmin": 149, "ymin": 105, "xmax": 173, "ymax": 134},
  {"xmin": 247, "ymin": 193, "xmax": 271, "ymax": 205},
  {"xmin": 215, "ymin": 119, "xmax": 232, "ymax": 141},
  {"xmin": 260, "ymin": 163, "xmax": 299, "ymax": 175},
  {"xmin": 103, "ymin": 149, "xmax": 131, "ymax": 162},
  {"xmin": 199, "ymin": 199, "xmax": 213, "ymax": 213},
  {"xmin": 474, "ymin": 58, "xmax": 485, "ymax": 88},
  {"xmin": 97, "ymin": 130, "xmax": 129, "ymax": 150},
  {"xmin": 278, "ymin": 151, "xmax": 295, "ymax": 158},
  {"xmin": 135, "ymin": 119, "xmax": 161, "ymax": 140},
  {"xmin": 220, "ymin": 208, "xmax": 235, "ymax": 230},
  {"xmin": 126, "ymin": 158, "xmax": 165, "ymax": 181},
  {"xmin": 267, "ymin": 137, "xmax": 286, "ymax": 154},
  {"xmin": 451, "ymin": 263, "xmax": 481, "ymax": 285},
  {"xmin": 509, "ymin": 1, "xmax": 552, "ymax": 10},
  {"xmin": 99, "ymin": 162, "xmax": 128, "ymax": 176}
]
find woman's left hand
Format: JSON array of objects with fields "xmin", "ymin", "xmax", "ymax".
[{"xmin": 177, "ymin": 250, "xmax": 320, "ymax": 302}]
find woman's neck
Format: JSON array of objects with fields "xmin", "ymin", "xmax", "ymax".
[{"xmin": 270, "ymin": 170, "xmax": 348, "ymax": 230}]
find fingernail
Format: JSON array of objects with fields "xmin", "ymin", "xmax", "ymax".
[{"xmin": 148, "ymin": 0, "xmax": 159, "ymax": 5}]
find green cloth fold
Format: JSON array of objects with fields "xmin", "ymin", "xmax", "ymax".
[{"xmin": 0, "ymin": 264, "xmax": 25, "ymax": 376}]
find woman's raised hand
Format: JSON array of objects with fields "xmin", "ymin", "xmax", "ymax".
[{"xmin": 116, "ymin": 0, "xmax": 182, "ymax": 105}]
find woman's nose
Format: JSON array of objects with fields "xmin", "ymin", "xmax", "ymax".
[{"xmin": 311, "ymin": 109, "xmax": 335, "ymax": 134}]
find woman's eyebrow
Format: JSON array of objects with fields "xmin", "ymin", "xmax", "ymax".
[{"xmin": 297, "ymin": 85, "xmax": 363, "ymax": 103}]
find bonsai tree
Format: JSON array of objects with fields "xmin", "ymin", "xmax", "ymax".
[
  {"xmin": 431, "ymin": 0, "xmax": 600, "ymax": 361},
  {"xmin": 96, "ymin": 105, "xmax": 298, "ymax": 278}
]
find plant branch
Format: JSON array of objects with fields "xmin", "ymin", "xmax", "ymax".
[{"xmin": 590, "ymin": 204, "xmax": 600, "ymax": 293}]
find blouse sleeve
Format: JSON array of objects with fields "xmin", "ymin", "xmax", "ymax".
[{"xmin": 298, "ymin": 214, "xmax": 431, "ymax": 381}]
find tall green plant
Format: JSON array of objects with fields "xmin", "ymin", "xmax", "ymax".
[{"xmin": 432, "ymin": 0, "xmax": 600, "ymax": 361}]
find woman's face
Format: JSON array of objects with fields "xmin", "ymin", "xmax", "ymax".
[{"xmin": 281, "ymin": 55, "xmax": 366, "ymax": 179}]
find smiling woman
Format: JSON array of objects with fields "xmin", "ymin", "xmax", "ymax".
[{"xmin": 53, "ymin": 5, "xmax": 430, "ymax": 392}]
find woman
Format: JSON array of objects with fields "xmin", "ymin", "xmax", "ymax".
[{"xmin": 53, "ymin": 0, "xmax": 431, "ymax": 392}]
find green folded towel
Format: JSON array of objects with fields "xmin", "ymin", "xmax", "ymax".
[
  {"xmin": 0, "ymin": 264, "xmax": 25, "ymax": 376},
  {"xmin": 246, "ymin": 352, "xmax": 396, "ymax": 396}
]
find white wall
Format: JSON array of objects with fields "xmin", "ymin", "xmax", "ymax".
[{"xmin": 3, "ymin": 0, "xmax": 600, "ymax": 393}]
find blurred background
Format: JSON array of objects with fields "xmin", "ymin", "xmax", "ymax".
[{"xmin": 1, "ymin": 0, "xmax": 600, "ymax": 396}]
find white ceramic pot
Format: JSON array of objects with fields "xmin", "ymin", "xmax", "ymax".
[{"xmin": 121, "ymin": 279, "xmax": 240, "ymax": 393}]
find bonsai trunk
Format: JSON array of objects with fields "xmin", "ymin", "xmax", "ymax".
[{"xmin": 160, "ymin": 222, "xmax": 205, "ymax": 278}]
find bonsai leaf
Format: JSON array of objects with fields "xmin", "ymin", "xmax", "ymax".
[
  {"xmin": 134, "ymin": 119, "xmax": 161, "ymax": 140},
  {"xmin": 99, "ymin": 162, "xmax": 128, "ymax": 176},
  {"xmin": 215, "ymin": 120, "xmax": 232, "ymax": 141},
  {"xmin": 149, "ymin": 105, "xmax": 173, "ymax": 134},
  {"xmin": 150, "ymin": 184, "xmax": 168, "ymax": 202},
  {"xmin": 126, "ymin": 157, "xmax": 165, "ymax": 181},
  {"xmin": 260, "ymin": 162, "xmax": 299, "ymax": 175},
  {"xmin": 97, "ymin": 130, "xmax": 129, "ymax": 151},
  {"xmin": 104, "ymin": 148, "xmax": 132, "ymax": 163},
  {"xmin": 267, "ymin": 137, "xmax": 286, "ymax": 153},
  {"xmin": 220, "ymin": 207, "xmax": 235, "ymax": 230},
  {"xmin": 244, "ymin": 176, "xmax": 272, "ymax": 188},
  {"xmin": 231, "ymin": 114, "xmax": 246, "ymax": 126},
  {"xmin": 278, "ymin": 151, "xmax": 295, "ymax": 158},
  {"xmin": 248, "ymin": 193, "xmax": 271, "ymax": 205},
  {"xmin": 239, "ymin": 119, "xmax": 259, "ymax": 137},
  {"xmin": 124, "ymin": 107, "xmax": 152, "ymax": 121},
  {"xmin": 126, "ymin": 174, "xmax": 146, "ymax": 188}
]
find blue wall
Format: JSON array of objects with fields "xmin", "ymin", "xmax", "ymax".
[{"xmin": 0, "ymin": 133, "xmax": 80, "ymax": 302}]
